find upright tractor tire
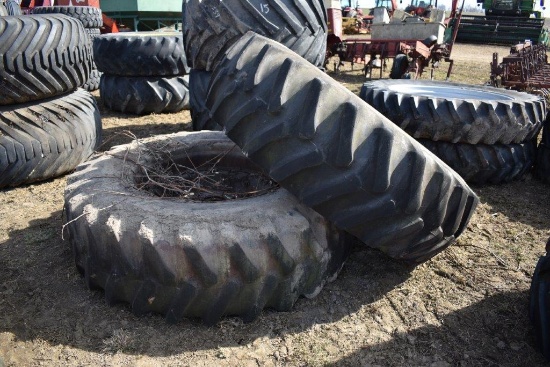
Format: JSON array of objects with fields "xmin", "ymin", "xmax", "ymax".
[
  {"xmin": 0, "ymin": 14, "xmax": 92, "ymax": 105},
  {"xmin": 0, "ymin": 89, "xmax": 101, "ymax": 189},
  {"xmin": 93, "ymin": 32, "xmax": 190, "ymax": 76},
  {"xmin": 535, "ymin": 116, "xmax": 550, "ymax": 183},
  {"xmin": 419, "ymin": 139, "xmax": 537, "ymax": 184},
  {"xmin": 206, "ymin": 33, "xmax": 479, "ymax": 263},
  {"xmin": 182, "ymin": 0, "xmax": 327, "ymax": 70},
  {"xmin": 189, "ymin": 69, "xmax": 222, "ymax": 131},
  {"xmin": 99, "ymin": 74, "xmax": 190, "ymax": 115},
  {"xmin": 389, "ymin": 54, "xmax": 409, "ymax": 79},
  {"xmin": 5, "ymin": 0, "xmax": 21, "ymax": 16},
  {"xmin": 530, "ymin": 251, "xmax": 550, "ymax": 361},
  {"xmin": 32, "ymin": 6, "xmax": 103, "ymax": 28},
  {"xmin": 359, "ymin": 79, "xmax": 545, "ymax": 145},
  {"xmin": 64, "ymin": 131, "xmax": 353, "ymax": 325}
]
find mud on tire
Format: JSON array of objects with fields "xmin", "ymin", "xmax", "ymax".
[
  {"xmin": 359, "ymin": 79, "xmax": 545, "ymax": 145},
  {"xmin": 64, "ymin": 131, "xmax": 353, "ymax": 325},
  {"xmin": 0, "ymin": 89, "xmax": 101, "ymax": 189},
  {"xmin": 182, "ymin": 0, "xmax": 327, "ymax": 70},
  {"xmin": 205, "ymin": 32, "xmax": 479, "ymax": 263}
]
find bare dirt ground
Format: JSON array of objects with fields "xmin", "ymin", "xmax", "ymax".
[{"xmin": 1, "ymin": 43, "xmax": 549, "ymax": 366}]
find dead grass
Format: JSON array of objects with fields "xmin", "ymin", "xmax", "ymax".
[{"xmin": 0, "ymin": 43, "xmax": 549, "ymax": 367}]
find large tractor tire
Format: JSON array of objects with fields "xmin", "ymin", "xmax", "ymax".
[
  {"xmin": 0, "ymin": 4, "xmax": 8, "ymax": 16},
  {"xmin": 205, "ymin": 32, "xmax": 479, "ymax": 263},
  {"xmin": 182, "ymin": 0, "xmax": 327, "ymax": 71},
  {"xmin": 0, "ymin": 89, "xmax": 101, "ymax": 189},
  {"xmin": 535, "ymin": 116, "xmax": 550, "ymax": 183},
  {"xmin": 99, "ymin": 74, "xmax": 190, "ymax": 115},
  {"xmin": 0, "ymin": 14, "xmax": 92, "ymax": 105},
  {"xmin": 32, "ymin": 6, "xmax": 102, "ymax": 28},
  {"xmin": 85, "ymin": 27, "xmax": 101, "ymax": 42},
  {"xmin": 359, "ymin": 79, "xmax": 545, "ymax": 145},
  {"xmin": 189, "ymin": 69, "xmax": 222, "ymax": 131},
  {"xmin": 64, "ymin": 131, "xmax": 353, "ymax": 325},
  {"xmin": 93, "ymin": 32, "xmax": 190, "ymax": 76},
  {"xmin": 419, "ymin": 139, "xmax": 537, "ymax": 185},
  {"xmin": 530, "ymin": 247, "xmax": 550, "ymax": 361}
]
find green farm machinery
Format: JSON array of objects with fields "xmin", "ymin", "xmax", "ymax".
[{"xmin": 457, "ymin": 0, "xmax": 549, "ymax": 46}]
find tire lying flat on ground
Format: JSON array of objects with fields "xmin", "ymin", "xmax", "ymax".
[
  {"xmin": 189, "ymin": 69, "xmax": 222, "ymax": 131},
  {"xmin": 419, "ymin": 139, "xmax": 537, "ymax": 185},
  {"xmin": 206, "ymin": 32, "xmax": 479, "ymax": 263},
  {"xmin": 0, "ymin": 14, "xmax": 92, "ymax": 105},
  {"xmin": 64, "ymin": 131, "xmax": 353, "ymax": 325},
  {"xmin": 32, "ymin": 6, "xmax": 102, "ymax": 28},
  {"xmin": 99, "ymin": 74, "xmax": 190, "ymax": 115},
  {"xmin": 0, "ymin": 89, "xmax": 101, "ymax": 189},
  {"xmin": 93, "ymin": 32, "xmax": 190, "ymax": 76},
  {"xmin": 182, "ymin": 0, "xmax": 327, "ymax": 70},
  {"xmin": 359, "ymin": 79, "xmax": 545, "ymax": 145}
]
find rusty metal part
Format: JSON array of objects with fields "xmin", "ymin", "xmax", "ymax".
[{"xmin": 491, "ymin": 42, "xmax": 550, "ymax": 90}]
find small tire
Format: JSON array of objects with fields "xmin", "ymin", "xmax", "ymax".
[
  {"xmin": 64, "ymin": 131, "xmax": 353, "ymax": 325},
  {"xmin": 99, "ymin": 74, "xmax": 190, "ymax": 115},
  {"xmin": 32, "ymin": 6, "xmax": 102, "ymax": 28},
  {"xmin": 359, "ymin": 79, "xmax": 545, "ymax": 145},
  {"xmin": 189, "ymin": 69, "xmax": 222, "ymax": 131},
  {"xmin": 0, "ymin": 89, "xmax": 102, "ymax": 189},
  {"xmin": 182, "ymin": 0, "xmax": 328, "ymax": 70},
  {"xmin": 419, "ymin": 139, "xmax": 537, "ymax": 185},
  {"xmin": 93, "ymin": 32, "xmax": 190, "ymax": 76},
  {"xmin": 206, "ymin": 32, "xmax": 479, "ymax": 263},
  {"xmin": 0, "ymin": 14, "xmax": 92, "ymax": 105},
  {"xmin": 83, "ymin": 69, "xmax": 101, "ymax": 92},
  {"xmin": 389, "ymin": 54, "xmax": 409, "ymax": 79}
]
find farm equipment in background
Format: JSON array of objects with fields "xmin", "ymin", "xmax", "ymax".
[
  {"xmin": 20, "ymin": 0, "xmax": 120, "ymax": 32},
  {"xmin": 325, "ymin": 0, "xmax": 464, "ymax": 80},
  {"xmin": 457, "ymin": 0, "xmax": 549, "ymax": 46},
  {"xmin": 490, "ymin": 41, "xmax": 550, "ymax": 94}
]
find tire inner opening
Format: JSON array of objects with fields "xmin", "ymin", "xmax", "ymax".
[{"xmin": 134, "ymin": 148, "xmax": 279, "ymax": 202}]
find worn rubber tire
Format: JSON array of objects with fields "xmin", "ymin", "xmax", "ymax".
[
  {"xmin": 64, "ymin": 131, "xmax": 353, "ymax": 325},
  {"xmin": 32, "ymin": 6, "xmax": 102, "ymax": 28},
  {"xmin": 189, "ymin": 69, "xmax": 222, "ymax": 131},
  {"xmin": 359, "ymin": 79, "xmax": 545, "ymax": 145},
  {"xmin": 0, "ymin": 14, "xmax": 92, "ymax": 105},
  {"xmin": 83, "ymin": 69, "xmax": 101, "ymax": 92},
  {"xmin": 535, "ymin": 116, "xmax": 550, "ymax": 183},
  {"xmin": 530, "ymin": 252, "xmax": 550, "ymax": 361},
  {"xmin": 182, "ymin": 0, "xmax": 327, "ymax": 71},
  {"xmin": 0, "ymin": 89, "xmax": 101, "ymax": 189},
  {"xmin": 100, "ymin": 74, "xmax": 190, "ymax": 115},
  {"xmin": 389, "ymin": 54, "xmax": 409, "ymax": 79},
  {"xmin": 419, "ymin": 139, "xmax": 536, "ymax": 185},
  {"xmin": 5, "ymin": 0, "xmax": 21, "ymax": 16},
  {"xmin": 206, "ymin": 32, "xmax": 479, "ymax": 263},
  {"xmin": 0, "ymin": 4, "xmax": 8, "ymax": 16},
  {"xmin": 93, "ymin": 32, "xmax": 190, "ymax": 76}
]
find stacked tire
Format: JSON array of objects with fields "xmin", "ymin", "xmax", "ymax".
[
  {"xmin": 32, "ymin": 6, "xmax": 103, "ymax": 92},
  {"xmin": 0, "ymin": 14, "xmax": 101, "ymax": 189},
  {"xmin": 360, "ymin": 80, "xmax": 546, "ymax": 185},
  {"xmin": 93, "ymin": 32, "xmax": 191, "ymax": 115}
]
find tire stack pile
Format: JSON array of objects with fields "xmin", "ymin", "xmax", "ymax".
[
  {"xmin": 92, "ymin": 32, "xmax": 191, "ymax": 115},
  {"xmin": 359, "ymin": 80, "xmax": 546, "ymax": 185},
  {"xmin": 0, "ymin": 14, "xmax": 101, "ymax": 189},
  {"xmin": 32, "ymin": 5, "xmax": 104, "ymax": 92},
  {"xmin": 63, "ymin": 0, "xmax": 479, "ymax": 325},
  {"xmin": 535, "ymin": 115, "xmax": 550, "ymax": 183}
]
